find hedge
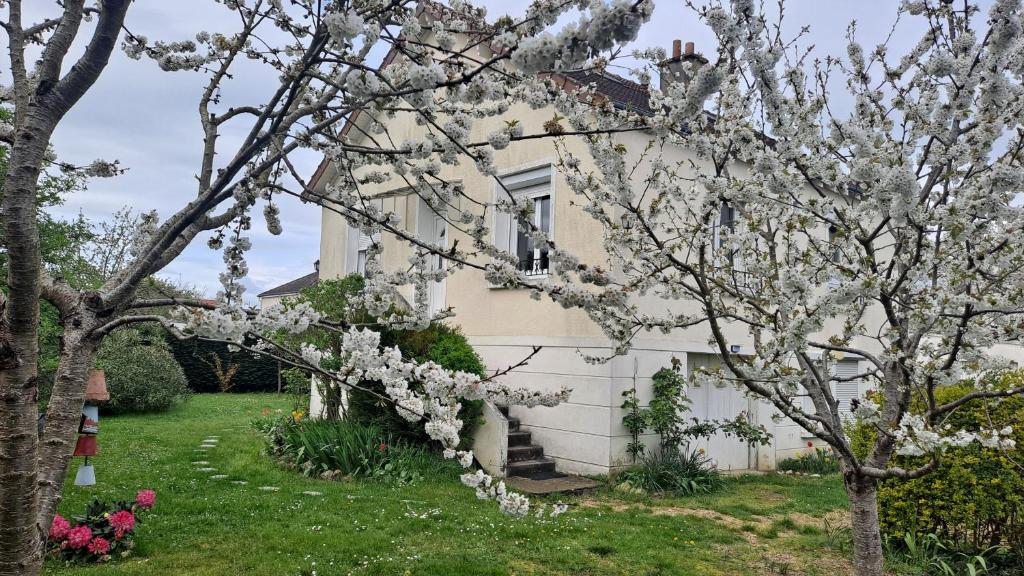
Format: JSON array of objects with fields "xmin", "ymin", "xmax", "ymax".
[
  {"xmin": 165, "ymin": 336, "xmax": 281, "ymax": 393},
  {"xmin": 849, "ymin": 371, "xmax": 1024, "ymax": 555}
]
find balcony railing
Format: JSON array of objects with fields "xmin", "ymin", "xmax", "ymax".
[{"xmin": 517, "ymin": 251, "xmax": 549, "ymax": 277}]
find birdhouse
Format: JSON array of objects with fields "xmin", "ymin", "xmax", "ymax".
[
  {"xmin": 84, "ymin": 369, "xmax": 109, "ymax": 402},
  {"xmin": 74, "ymin": 371, "xmax": 106, "ymax": 486},
  {"xmin": 73, "ymin": 435, "xmax": 98, "ymax": 457}
]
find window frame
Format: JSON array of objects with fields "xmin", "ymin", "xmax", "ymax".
[{"xmin": 492, "ymin": 162, "xmax": 556, "ymax": 281}]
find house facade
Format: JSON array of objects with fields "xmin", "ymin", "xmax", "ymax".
[{"xmin": 307, "ymin": 17, "xmax": 1024, "ymax": 476}]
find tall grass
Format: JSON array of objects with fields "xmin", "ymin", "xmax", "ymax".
[
  {"xmin": 617, "ymin": 449, "xmax": 724, "ymax": 495},
  {"xmin": 777, "ymin": 448, "xmax": 840, "ymax": 475},
  {"xmin": 256, "ymin": 417, "xmax": 457, "ymax": 484}
]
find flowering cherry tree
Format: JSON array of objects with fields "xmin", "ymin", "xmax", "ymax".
[
  {"xmin": 0, "ymin": 0, "xmax": 652, "ymax": 573},
  {"xmin": 511, "ymin": 1, "xmax": 1022, "ymax": 575},
  {"xmin": 259, "ymin": 1, "xmax": 1023, "ymax": 575}
]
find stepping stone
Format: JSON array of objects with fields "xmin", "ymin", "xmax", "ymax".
[
  {"xmin": 231, "ymin": 480, "xmax": 248, "ymax": 485},
  {"xmin": 506, "ymin": 475, "xmax": 601, "ymax": 495},
  {"xmin": 196, "ymin": 467, "xmax": 217, "ymax": 472},
  {"xmin": 210, "ymin": 475, "xmax": 228, "ymax": 480},
  {"xmin": 258, "ymin": 486, "xmax": 279, "ymax": 492},
  {"xmin": 302, "ymin": 491, "xmax": 323, "ymax": 497},
  {"xmin": 192, "ymin": 461, "xmax": 209, "ymax": 465}
]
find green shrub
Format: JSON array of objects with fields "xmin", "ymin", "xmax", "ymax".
[
  {"xmin": 777, "ymin": 448, "xmax": 841, "ymax": 475},
  {"xmin": 849, "ymin": 371, "xmax": 1024, "ymax": 560},
  {"xmin": 256, "ymin": 415, "xmax": 457, "ymax": 484},
  {"xmin": 348, "ymin": 324, "xmax": 485, "ymax": 449},
  {"xmin": 95, "ymin": 329, "xmax": 190, "ymax": 414},
  {"xmin": 617, "ymin": 449, "xmax": 724, "ymax": 495}
]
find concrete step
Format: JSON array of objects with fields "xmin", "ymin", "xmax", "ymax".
[
  {"xmin": 507, "ymin": 444, "xmax": 543, "ymax": 462},
  {"xmin": 507, "ymin": 457, "xmax": 557, "ymax": 479},
  {"xmin": 506, "ymin": 475, "xmax": 602, "ymax": 495},
  {"xmin": 507, "ymin": 417, "xmax": 520, "ymax": 431},
  {"xmin": 507, "ymin": 430, "xmax": 532, "ymax": 447}
]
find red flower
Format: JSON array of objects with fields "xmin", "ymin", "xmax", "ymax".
[
  {"xmin": 49, "ymin": 514, "xmax": 71, "ymax": 541},
  {"xmin": 135, "ymin": 489, "xmax": 156, "ymax": 510},
  {"xmin": 378, "ymin": 442, "xmax": 387, "ymax": 452},
  {"xmin": 67, "ymin": 525, "xmax": 93, "ymax": 549},
  {"xmin": 807, "ymin": 441, "xmax": 814, "ymax": 448},
  {"xmin": 87, "ymin": 536, "xmax": 110, "ymax": 555},
  {"xmin": 108, "ymin": 510, "xmax": 135, "ymax": 540}
]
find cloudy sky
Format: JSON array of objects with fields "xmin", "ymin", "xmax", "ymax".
[{"xmin": 17, "ymin": 0, "xmax": 982, "ymax": 303}]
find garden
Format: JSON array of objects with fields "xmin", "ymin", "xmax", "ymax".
[{"xmin": 48, "ymin": 394, "xmax": 857, "ymax": 576}]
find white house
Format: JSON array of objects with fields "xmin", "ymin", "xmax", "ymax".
[{"xmin": 305, "ymin": 5, "xmax": 1023, "ymax": 479}]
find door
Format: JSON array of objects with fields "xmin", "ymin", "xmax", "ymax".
[{"xmin": 686, "ymin": 353, "xmax": 753, "ymax": 471}]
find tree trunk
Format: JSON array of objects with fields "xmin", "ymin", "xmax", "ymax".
[
  {"xmin": 846, "ymin": 474, "xmax": 885, "ymax": 576},
  {"xmin": 36, "ymin": 329, "xmax": 98, "ymax": 531},
  {"xmin": 0, "ymin": 351, "xmax": 44, "ymax": 576},
  {"xmin": 0, "ymin": 108, "xmax": 56, "ymax": 576}
]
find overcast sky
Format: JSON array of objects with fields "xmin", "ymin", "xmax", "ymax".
[{"xmin": 16, "ymin": 0, "xmax": 988, "ymax": 303}]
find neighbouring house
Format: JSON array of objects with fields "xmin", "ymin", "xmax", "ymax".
[
  {"xmin": 306, "ymin": 5, "xmax": 1023, "ymax": 478},
  {"xmin": 257, "ymin": 261, "xmax": 320, "ymax": 310}
]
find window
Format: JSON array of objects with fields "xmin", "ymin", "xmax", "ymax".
[
  {"xmin": 827, "ymin": 224, "xmax": 841, "ymax": 263},
  {"xmin": 494, "ymin": 165, "xmax": 553, "ymax": 278},
  {"xmin": 355, "ymin": 230, "xmax": 379, "ymax": 276},
  {"xmin": 713, "ymin": 200, "xmax": 736, "ymax": 251},
  {"xmin": 515, "ymin": 194, "xmax": 550, "ymax": 276}
]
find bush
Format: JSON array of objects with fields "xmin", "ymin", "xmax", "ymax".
[
  {"xmin": 165, "ymin": 336, "xmax": 281, "ymax": 393},
  {"xmin": 777, "ymin": 448, "xmax": 841, "ymax": 475},
  {"xmin": 347, "ymin": 324, "xmax": 485, "ymax": 449},
  {"xmin": 849, "ymin": 371, "xmax": 1024, "ymax": 561},
  {"xmin": 256, "ymin": 415, "xmax": 457, "ymax": 485},
  {"xmin": 95, "ymin": 330, "xmax": 189, "ymax": 414},
  {"xmin": 617, "ymin": 449, "xmax": 724, "ymax": 495}
]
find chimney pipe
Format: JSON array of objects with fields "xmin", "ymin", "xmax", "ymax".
[{"xmin": 659, "ymin": 39, "xmax": 709, "ymax": 93}]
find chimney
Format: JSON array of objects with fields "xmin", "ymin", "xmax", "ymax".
[
  {"xmin": 659, "ymin": 39, "xmax": 707, "ymax": 93},
  {"xmin": 314, "ymin": 259, "xmax": 320, "ymax": 273}
]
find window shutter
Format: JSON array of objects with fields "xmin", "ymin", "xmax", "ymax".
[{"xmin": 833, "ymin": 360, "xmax": 861, "ymax": 416}]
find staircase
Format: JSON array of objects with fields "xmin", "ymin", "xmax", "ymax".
[{"xmin": 500, "ymin": 405, "xmax": 560, "ymax": 480}]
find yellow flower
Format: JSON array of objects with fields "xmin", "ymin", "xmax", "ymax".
[{"xmin": 292, "ymin": 410, "xmax": 305, "ymax": 422}]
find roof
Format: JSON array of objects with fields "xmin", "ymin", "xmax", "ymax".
[
  {"xmin": 559, "ymin": 70, "xmax": 654, "ymax": 116},
  {"xmin": 308, "ymin": 69, "xmax": 654, "ymax": 192},
  {"xmin": 257, "ymin": 271, "xmax": 319, "ymax": 298}
]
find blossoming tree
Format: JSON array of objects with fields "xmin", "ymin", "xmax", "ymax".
[
  {"xmin": 473, "ymin": 1, "xmax": 1024, "ymax": 574},
  {"xmin": 234, "ymin": 1, "xmax": 1023, "ymax": 576},
  {"xmin": 0, "ymin": 0, "xmax": 652, "ymax": 573}
]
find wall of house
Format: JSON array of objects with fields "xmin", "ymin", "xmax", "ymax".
[
  {"xmin": 258, "ymin": 294, "xmax": 288, "ymax": 310},
  {"xmin": 312, "ymin": 31, "xmax": 1024, "ymax": 476}
]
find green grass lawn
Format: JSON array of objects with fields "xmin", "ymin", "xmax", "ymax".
[{"xmin": 47, "ymin": 394, "xmax": 851, "ymax": 576}]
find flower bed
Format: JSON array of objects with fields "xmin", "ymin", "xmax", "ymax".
[{"xmin": 48, "ymin": 490, "xmax": 155, "ymax": 563}]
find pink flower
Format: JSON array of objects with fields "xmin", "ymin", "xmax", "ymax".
[
  {"xmin": 108, "ymin": 510, "xmax": 135, "ymax": 540},
  {"xmin": 49, "ymin": 514, "xmax": 71, "ymax": 541},
  {"xmin": 87, "ymin": 536, "xmax": 110, "ymax": 555},
  {"xmin": 135, "ymin": 489, "xmax": 156, "ymax": 510},
  {"xmin": 67, "ymin": 525, "xmax": 93, "ymax": 549}
]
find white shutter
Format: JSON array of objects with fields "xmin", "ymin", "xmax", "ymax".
[{"xmin": 833, "ymin": 360, "xmax": 861, "ymax": 416}]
